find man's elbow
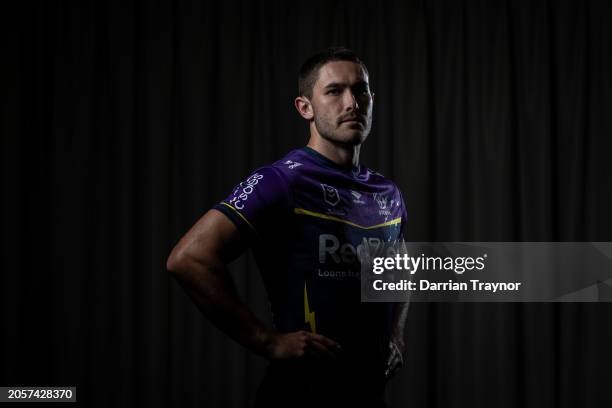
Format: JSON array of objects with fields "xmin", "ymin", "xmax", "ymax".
[
  {"xmin": 166, "ymin": 247, "xmax": 190, "ymax": 277},
  {"xmin": 166, "ymin": 245, "xmax": 219, "ymax": 279}
]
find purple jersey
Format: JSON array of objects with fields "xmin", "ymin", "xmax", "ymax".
[{"xmin": 214, "ymin": 146, "xmax": 406, "ymax": 364}]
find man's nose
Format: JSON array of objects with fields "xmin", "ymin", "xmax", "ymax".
[{"xmin": 343, "ymin": 90, "xmax": 359, "ymax": 111}]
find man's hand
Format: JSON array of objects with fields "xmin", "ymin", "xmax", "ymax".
[
  {"xmin": 384, "ymin": 336, "xmax": 405, "ymax": 380},
  {"xmin": 265, "ymin": 331, "xmax": 343, "ymax": 361}
]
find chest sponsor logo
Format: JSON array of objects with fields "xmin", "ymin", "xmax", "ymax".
[
  {"xmin": 319, "ymin": 234, "xmax": 383, "ymax": 264},
  {"xmin": 321, "ymin": 183, "xmax": 340, "ymax": 206}
]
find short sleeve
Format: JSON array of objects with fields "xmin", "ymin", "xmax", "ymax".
[{"xmin": 213, "ymin": 166, "xmax": 290, "ymax": 241}]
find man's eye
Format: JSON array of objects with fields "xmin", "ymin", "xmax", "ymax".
[{"xmin": 327, "ymin": 89, "xmax": 340, "ymax": 95}]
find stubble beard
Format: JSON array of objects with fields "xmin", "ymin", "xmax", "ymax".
[{"xmin": 313, "ymin": 112, "xmax": 372, "ymax": 147}]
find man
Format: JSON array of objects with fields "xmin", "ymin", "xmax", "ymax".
[{"xmin": 167, "ymin": 47, "xmax": 409, "ymax": 407}]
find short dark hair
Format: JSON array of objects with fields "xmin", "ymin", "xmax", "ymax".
[{"xmin": 298, "ymin": 47, "xmax": 369, "ymax": 98}]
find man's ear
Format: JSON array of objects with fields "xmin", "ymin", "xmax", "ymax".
[{"xmin": 294, "ymin": 96, "xmax": 314, "ymax": 120}]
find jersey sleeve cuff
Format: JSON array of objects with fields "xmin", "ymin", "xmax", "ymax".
[{"xmin": 213, "ymin": 202, "xmax": 257, "ymax": 241}]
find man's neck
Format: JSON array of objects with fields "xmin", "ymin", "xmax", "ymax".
[{"xmin": 306, "ymin": 136, "xmax": 361, "ymax": 169}]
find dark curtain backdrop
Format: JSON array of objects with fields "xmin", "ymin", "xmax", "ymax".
[{"xmin": 2, "ymin": 0, "xmax": 612, "ymax": 407}]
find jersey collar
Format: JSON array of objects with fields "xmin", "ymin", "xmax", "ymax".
[{"xmin": 300, "ymin": 146, "xmax": 361, "ymax": 173}]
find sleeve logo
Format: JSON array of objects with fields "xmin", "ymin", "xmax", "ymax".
[{"xmin": 229, "ymin": 173, "xmax": 264, "ymax": 210}]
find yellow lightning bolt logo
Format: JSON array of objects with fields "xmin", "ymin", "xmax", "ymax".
[{"xmin": 304, "ymin": 282, "xmax": 317, "ymax": 334}]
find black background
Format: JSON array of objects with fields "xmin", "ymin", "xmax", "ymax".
[{"xmin": 2, "ymin": 0, "xmax": 612, "ymax": 407}]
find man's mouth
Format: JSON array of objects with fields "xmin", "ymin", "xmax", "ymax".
[{"xmin": 339, "ymin": 117, "xmax": 365, "ymax": 125}]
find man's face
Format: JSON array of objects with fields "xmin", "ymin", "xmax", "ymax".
[{"xmin": 309, "ymin": 61, "xmax": 373, "ymax": 146}]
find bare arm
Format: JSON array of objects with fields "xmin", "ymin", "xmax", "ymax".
[
  {"xmin": 391, "ymin": 301, "xmax": 409, "ymax": 346},
  {"xmin": 166, "ymin": 209, "xmax": 341, "ymax": 360},
  {"xmin": 385, "ymin": 301, "xmax": 410, "ymax": 379}
]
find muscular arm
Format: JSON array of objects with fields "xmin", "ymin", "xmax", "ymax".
[
  {"xmin": 385, "ymin": 301, "xmax": 410, "ymax": 378},
  {"xmin": 384, "ymin": 230, "xmax": 410, "ymax": 377},
  {"xmin": 166, "ymin": 209, "xmax": 341, "ymax": 360},
  {"xmin": 391, "ymin": 302, "xmax": 409, "ymax": 345}
]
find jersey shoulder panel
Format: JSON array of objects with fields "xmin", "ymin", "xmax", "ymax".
[
  {"xmin": 214, "ymin": 165, "xmax": 291, "ymax": 240},
  {"xmin": 267, "ymin": 149, "xmax": 313, "ymax": 185}
]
